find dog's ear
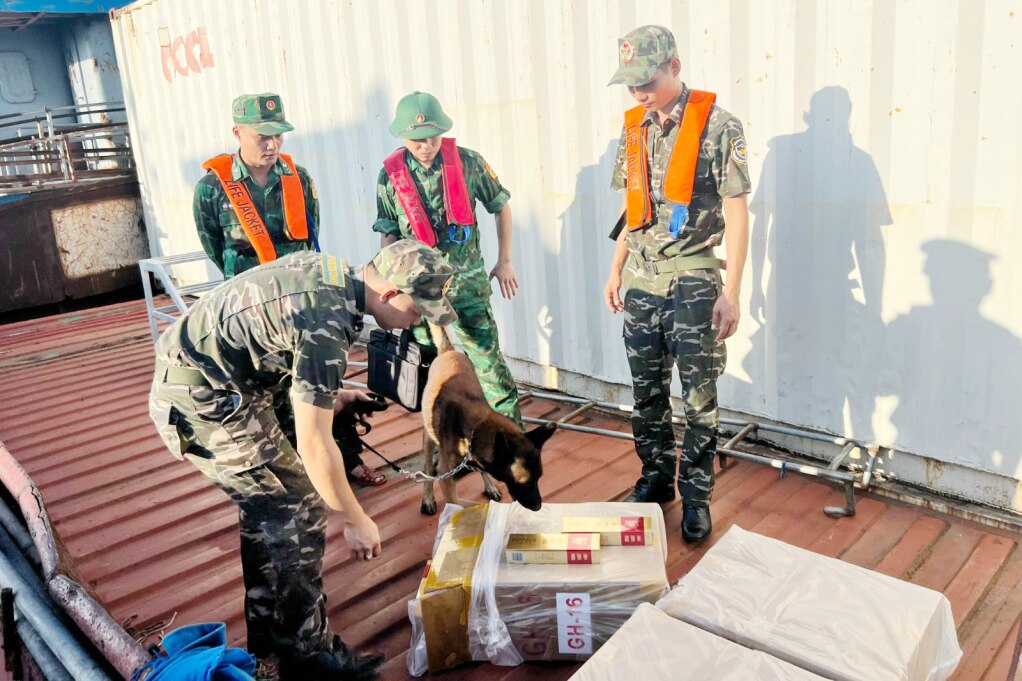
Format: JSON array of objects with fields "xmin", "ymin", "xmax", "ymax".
[
  {"xmin": 526, "ymin": 422, "xmax": 557, "ymax": 449},
  {"xmin": 493, "ymin": 429, "xmax": 513, "ymax": 457}
]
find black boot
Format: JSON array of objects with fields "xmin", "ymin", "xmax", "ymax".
[
  {"xmin": 625, "ymin": 474, "xmax": 676, "ymax": 503},
  {"xmin": 681, "ymin": 504, "xmax": 712, "ymax": 543},
  {"xmin": 279, "ymin": 635, "xmax": 383, "ymax": 681}
]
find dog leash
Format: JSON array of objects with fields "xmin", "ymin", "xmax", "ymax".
[{"xmin": 355, "ymin": 429, "xmax": 479, "ymax": 483}]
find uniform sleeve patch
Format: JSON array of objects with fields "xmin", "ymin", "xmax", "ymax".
[
  {"xmin": 730, "ymin": 136, "xmax": 748, "ymax": 165},
  {"xmin": 319, "ymin": 254, "xmax": 346, "ymax": 287},
  {"xmin": 309, "ymin": 178, "xmax": 319, "ymax": 201},
  {"xmin": 484, "ymin": 161, "xmax": 499, "ymax": 181}
]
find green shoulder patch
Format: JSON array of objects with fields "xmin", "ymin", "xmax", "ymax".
[{"xmin": 319, "ymin": 254, "xmax": 346, "ymax": 287}]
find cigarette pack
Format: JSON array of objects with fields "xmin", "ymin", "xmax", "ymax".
[
  {"xmin": 561, "ymin": 515, "xmax": 655, "ymax": 546},
  {"xmin": 505, "ymin": 533, "xmax": 601, "ymax": 564}
]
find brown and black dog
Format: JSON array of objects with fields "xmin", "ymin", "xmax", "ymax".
[{"xmin": 419, "ymin": 324, "xmax": 556, "ymax": 515}]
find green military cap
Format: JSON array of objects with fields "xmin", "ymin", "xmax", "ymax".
[
  {"xmin": 389, "ymin": 91, "xmax": 453, "ymax": 140},
  {"xmin": 607, "ymin": 25, "xmax": 679, "ymax": 87},
  {"xmin": 372, "ymin": 240, "xmax": 458, "ymax": 325},
  {"xmin": 232, "ymin": 93, "xmax": 294, "ymax": 134}
]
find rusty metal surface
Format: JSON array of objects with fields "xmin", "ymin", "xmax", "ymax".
[
  {"xmin": 0, "ymin": 299, "xmax": 1019, "ymax": 680},
  {"xmin": 0, "ymin": 178, "xmax": 145, "ymax": 313}
]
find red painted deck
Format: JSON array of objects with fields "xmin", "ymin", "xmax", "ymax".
[{"xmin": 0, "ymin": 299, "xmax": 1020, "ymax": 680}]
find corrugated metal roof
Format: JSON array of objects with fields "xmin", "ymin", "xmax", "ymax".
[{"xmin": 0, "ymin": 298, "xmax": 1020, "ymax": 680}]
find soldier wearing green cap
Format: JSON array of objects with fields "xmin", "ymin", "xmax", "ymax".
[
  {"xmin": 194, "ymin": 93, "xmax": 318, "ymax": 278},
  {"xmin": 603, "ymin": 25, "xmax": 751, "ymax": 543},
  {"xmin": 374, "ymin": 90, "xmax": 524, "ymax": 427},
  {"xmin": 194, "ymin": 92, "xmax": 388, "ymax": 489},
  {"xmin": 149, "ymin": 240, "xmax": 456, "ymax": 680}
]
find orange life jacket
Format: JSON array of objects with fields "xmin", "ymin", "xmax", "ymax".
[
  {"xmin": 382, "ymin": 137, "xmax": 474, "ymax": 247},
  {"xmin": 201, "ymin": 152, "xmax": 309, "ymax": 264},
  {"xmin": 624, "ymin": 90, "xmax": 716, "ymax": 235}
]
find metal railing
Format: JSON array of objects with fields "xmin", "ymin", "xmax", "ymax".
[
  {"xmin": 0, "ymin": 103, "xmax": 135, "ymax": 193},
  {"xmin": 139, "ymin": 253, "xmax": 877, "ymax": 516}
]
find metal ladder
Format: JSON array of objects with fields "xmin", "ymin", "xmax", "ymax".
[{"xmin": 138, "ymin": 252, "xmax": 220, "ymax": 344}]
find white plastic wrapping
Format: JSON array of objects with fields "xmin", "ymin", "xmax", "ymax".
[
  {"xmin": 570, "ymin": 603, "xmax": 830, "ymax": 681},
  {"xmin": 406, "ymin": 503, "xmax": 465, "ymax": 677},
  {"xmin": 656, "ymin": 525, "xmax": 963, "ymax": 681},
  {"xmin": 408, "ymin": 502, "xmax": 669, "ymax": 674},
  {"xmin": 468, "ymin": 502, "xmax": 668, "ymax": 664}
]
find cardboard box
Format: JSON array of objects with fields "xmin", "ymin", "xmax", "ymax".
[
  {"xmin": 505, "ymin": 533, "xmax": 601, "ymax": 564},
  {"xmin": 570, "ymin": 603, "xmax": 830, "ymax": 681},
  {"xmin": 561, "ymin": 515, "xmax": 656, "ymax": 546},
  {"xmin": 490, "ymin": 503, "xmax": 668, "ymax": 663},
  {"xmin": 414, "ymin": 504, "xmax": 488, "ymax": 673},
  {"xmin": 657, "ymin": 525, "xmax": 962, "ymax": 681},
  {"xmin": 407, "ymin": 502, "xmax": 669, "ymax": 675}
]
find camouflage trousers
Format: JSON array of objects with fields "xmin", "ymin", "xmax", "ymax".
[
  {"xmin": 148, "ymin": 379, "xmax": 329, "ymax": 659},
  {"xmin": 622, "ymin": 263, "xmax": 726, "ymax": 506},
  {"xmin": 411, "ymin": 294, "xmax": 523, "ymax": 427}
]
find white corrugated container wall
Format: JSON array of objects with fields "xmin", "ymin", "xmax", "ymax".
[{"xmin": 110, "ymin": 0, "xmax": 1022, "ymax": 513}]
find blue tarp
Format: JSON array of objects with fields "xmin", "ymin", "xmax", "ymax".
[
  {"xmin": 130, "ymin": 623, "xmax": 256, "ymax": 681},
  {"xmin": 0, "ymin": 0, "xmax": 133, "ymax": 13}
]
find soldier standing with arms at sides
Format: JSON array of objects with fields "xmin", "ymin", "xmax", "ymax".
[
  {"xmin": 374, "ymin": 91, "xmax": 523, "ymax": 426},
  {"xmin": 603, "ymin": 26, "xmax": 751, "ymax": 543},
  {"xmin": 193, "ymin": 92, "xmax": 386, "ymax": 488},
  {"xmin": 149, "ymin": 241, "xmax": 457, "ymax": 680}
]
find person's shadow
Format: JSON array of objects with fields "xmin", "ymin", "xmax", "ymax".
[
  {"xmin": 548, "ymin": 139, "xmax": 621, "ymax": 377},
  {"xmin": 878, "ymin": 240, "xmax": 1021, "ymax": 477},
  {"xmin": 735, "ymin": 86, "xmax": 891, "ymax": 439}
]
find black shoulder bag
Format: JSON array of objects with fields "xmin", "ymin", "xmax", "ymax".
[{"xmin": 366, "ymin": 329, "xmax": 437, "ymax": 412}]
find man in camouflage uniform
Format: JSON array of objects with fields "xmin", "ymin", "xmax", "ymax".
[
  {"xmin": 374, "ymin": 91, "xmax": 523, "ymax": 426},
  {"xmin": 148, "ymin": 240, "xmax": 456, "ymax": 680},
  {"xmin": 194, "ymin": 92, "xmax": 386, "ymax": 487},
  {"xmin": 603, "ymin": 26, "xmax": 751, "ymax": 542},
  {"xmin": 193, "ymin": 92, "xmax": 320, "ymax": 277}
]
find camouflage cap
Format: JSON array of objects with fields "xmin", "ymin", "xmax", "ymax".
[
  {"xmin": 389, "ymin": 91, "xmax": 453, "ymax": 140},
  {"xmin": 372, "ymin": 240, "xmax": 458, "ymax": 325},
  {"xmin": 607, "ymin": 25, "xmax": 679, "ymax": 87},
  {"xmin": 232, "ymin": 93, "xmax": 294, "ymax": 135}
]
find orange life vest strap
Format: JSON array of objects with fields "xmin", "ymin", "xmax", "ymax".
[
  {"xmin": 624, "ymin": 106, "xmax": 653, "ymax": 231},
  {"xmin": 201, "ymin": 153, "xmax": 309, "ymax": 264},
  {"xmin": 624, "ymin": 90, "xmax": 717, "ymax": 232},
  {"xmin": 663, "ymin": 91, "xmax": 715, "ymax": 206},
  {"xmin": 278, "ymin": 153, "xmax": 309, "ymax": 241}
]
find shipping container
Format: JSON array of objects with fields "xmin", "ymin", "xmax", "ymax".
[{"xmin": 110, "ymin": 0, "xmax": 1022, "ymax": 512}]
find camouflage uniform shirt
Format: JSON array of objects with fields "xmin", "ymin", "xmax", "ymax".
[
  {"xmin": 373, "ymin": 145, "xmax": 509, "ymax": 302},
  {"xmin": 155, "ymin": 251, "xmax": 362, "ymax": 410},
  {"xmin": 193, "ymin": 153, "xmax": 320, "ymax": 278},
  {"xmin": 611, "ymin": 86, "xmax": 751, "ymax": 260}
]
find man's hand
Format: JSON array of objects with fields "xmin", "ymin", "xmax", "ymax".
[
  {"xmin": 333, "ymin": 389, "xmax": 375, "ymax": 414},
  {"xmin": 343, "ymin": 510, "xmax": 382, "ymax": 562},
  {"xmin": 712, "ymin": 290, "xmax": 741, "ymax": 340},
  {"xmin": 604, "ymin": 272, "xmax": 624, "ymax": 313},
  {"xmin": 488, "ymin": 260, "xmax": 519, "ymax": 299}
]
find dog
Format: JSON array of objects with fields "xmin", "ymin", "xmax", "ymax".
[{"xmin": 418, "ymin": 323, "xmax": 556, "ymax": 515}]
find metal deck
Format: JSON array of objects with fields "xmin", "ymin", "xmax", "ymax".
[{"xmin": 0, "ymin": 299, "xmax": 1019, "ymax": 680}]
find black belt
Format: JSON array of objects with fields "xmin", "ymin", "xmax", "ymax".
[
  {"xmin": 628, "ymin": 252, "xmax": 724, "ymax": 275},
  {"xmin": 155, "ymin": 359, "xmax": 211, "ymax": 387}
]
